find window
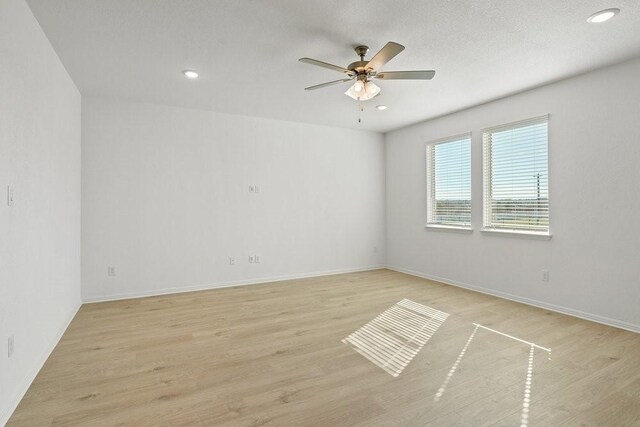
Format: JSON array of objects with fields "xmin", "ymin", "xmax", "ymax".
[
  {"xmin": 482, "ymin": 115, "xmax": 549, "ymax": 235},
  {"xmin": 426, "ymin": 134, "xmax": 472, "ymax": 229}
]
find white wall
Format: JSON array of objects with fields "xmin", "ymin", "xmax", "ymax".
[
  {"xmin": 385, "ymin": 58, "xmax": 640, "ymax": 332},
  {"xmin": 0, "ymin": 0, "xmax": 82, "ymax": 424},
  {"xmin": 81, "ymin": 98, "xmax": 385, "ymax": 301}
]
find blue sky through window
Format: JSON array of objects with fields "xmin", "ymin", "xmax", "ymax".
[
  {"xmin": 434, "ymin": 138, "xmax": 471, "ymax": 201},
  {"xmin": 490, "ymin": 122, "xmax": 548, "ymax": 200}
]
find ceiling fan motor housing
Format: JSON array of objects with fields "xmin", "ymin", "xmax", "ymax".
[
  {"xmin": 350, "ymin": 45, "xmax": 371, "ymax": 75},
  {"xmin": 348, "ymin": 61, "xmax": 370, "ymax": 73}
]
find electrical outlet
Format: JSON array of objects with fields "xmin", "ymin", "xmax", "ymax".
[
  {"xmin": 248, "ymin": 255, "xmax": 255, "ymax": 263},
  {"xmin": 107, "ymin": 266, "xmax": 116, "ymax": 277},
  {"xmin": 542, "ymin": 270, "xmax": 549, "ymax": 282},
  {"xmin": 229, "ymin": 257, "xmax": 235, "ymax": 265},
  {"xmin": 249, "ymin": 185, "xmax": 255, "ymax": 193},
  {"xmin": 8, "ymin": 335, "xmax": 14, "ymax": 358},
  {"xmin": 254, "ymin": 255, "xmax": 260, "ymax": 264}
]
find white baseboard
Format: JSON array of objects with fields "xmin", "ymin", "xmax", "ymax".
[
  {"xmin": 386, "ymin": 265, "xmax": 640, "ymax": 334},
  {"xmin": 83, "ymin": 265, "xmax": 386, "ymax": 303},
  {"xmin": 0, "ymin": 302, "xmax": 82, "ymax": 427}
]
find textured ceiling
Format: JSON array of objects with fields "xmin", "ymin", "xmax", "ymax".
[{"xmin": 26, "ymin": 0, "xmax": 640, "ymax": 132}]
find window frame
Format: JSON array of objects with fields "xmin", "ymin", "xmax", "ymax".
[
  {"xmin": 425, "ymin": 132, "xmax": 473, "ymax": 231},
  {"xmin": 481, "ymin": 115, "xmax": 551, "ymax": 239}
]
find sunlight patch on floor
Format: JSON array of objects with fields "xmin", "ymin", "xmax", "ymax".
[
  {"xmin": 433, "ymin": 322, "xmax": 551, "ymax": 426},
  {"xmin": 342, "ymin": 299, "xmax": 449, "ymax": 377},
  {"xmin": 434, "ymin": 324, "xmax": 479, "ymax": 402}
]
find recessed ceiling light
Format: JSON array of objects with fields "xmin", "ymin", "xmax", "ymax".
[
  {"xmin": 376, "ymin": 105, "xmax": 388, "ymax": 111},
  {"xmin": 587, "ymin": 8, "xmax": 620, "ymax": 23},
  {"xmin": 182, "ymin": 70, "xmax": 199, "ymax": 79}
]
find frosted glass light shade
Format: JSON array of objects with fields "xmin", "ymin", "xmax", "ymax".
[{"xmin": 345, "ymin": 81, "xmax": 381, "ymax": 101}]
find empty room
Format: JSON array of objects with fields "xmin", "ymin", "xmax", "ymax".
[{"xmin": 2, "ymin": 0, "xmax": 640, "ymax": 425}]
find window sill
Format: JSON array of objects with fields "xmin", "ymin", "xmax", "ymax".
[
  {"xmin": 425, "ymin": 224, "xmax": 473, "ymax": 233},
  {"xmin": 480, "ymin": 228, "xmax": 552, "ymax": 240}
]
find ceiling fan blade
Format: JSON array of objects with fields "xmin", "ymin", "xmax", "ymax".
[
  {"xmin": 304, "ymin": 78, "xmax": 353, "ymax": 91},
  {"xmin": 299, "ymin": 58, "xmax": 354, "ymax": 75},
  {"xmin": 365, "ymin": 42, "xmax": 405, "ymax": 71},
  {"xmin": 376, "ymin": 70, "xmax": 436, "ymax": 80}
]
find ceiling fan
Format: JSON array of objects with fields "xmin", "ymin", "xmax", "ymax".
[{"xmin": 299, "ymin": 42, "xmax": 435, "ymax": 101}]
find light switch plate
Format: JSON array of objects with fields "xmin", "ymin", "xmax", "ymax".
[
  {"xmin": 8, "ymin": 335, "xmax": 14, "ymax": 358},
  {"xmin": 7, "ymin": 185, "xmax": 14, "ymax": 206}
]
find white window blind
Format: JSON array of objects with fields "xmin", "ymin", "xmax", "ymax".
[
  {"xmin": 483, "ymin": 115, "xmax": 549, "ymax": 233},
  {"xmin": 426, "ymin": 134, "xmax": 471, "ymax": 228}
]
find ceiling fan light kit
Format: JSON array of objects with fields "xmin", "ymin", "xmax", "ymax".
[
  {"xmin": 344, "ymin": 80, "xmax": 381, "ymax": 101},
  {"xmin": 299, "ymin": 41, "xmax": 435, "ymax": 102}
]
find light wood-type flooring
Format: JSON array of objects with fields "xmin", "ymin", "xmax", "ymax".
[{"xmin": 8, "ymin": 269, "xmax": 640, "ymax": 426}]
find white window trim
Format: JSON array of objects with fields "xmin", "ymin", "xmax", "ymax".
[
  {"xmin": 481, "ymin": 227, "xmax": 552, "ymax": 240},
  {"xmin": 426, "ymin": 132, "xmax": 472, "ymax": 231},
  {"xmin": 482, "ymin": 115, "xmax": 551, "ymax": 238},
  {"xmin": 425, "ymin": 224, "xmax": 473, "ymax": 233}
]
